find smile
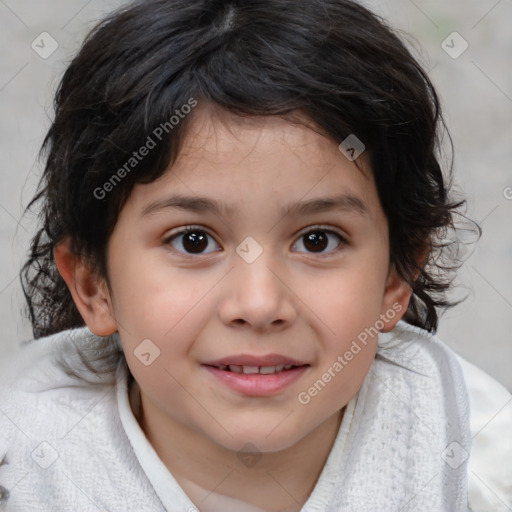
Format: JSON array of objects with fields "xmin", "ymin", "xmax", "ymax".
[
  {"xmin": 202, "ymin": 363, "xmax": 309, "ymax": 396},
  {"xmin": 210, "ymin": 364, "xmax": 299, "ymax": 374}
]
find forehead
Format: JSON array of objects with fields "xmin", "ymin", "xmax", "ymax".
[
  {"xmin": 128, "ymin": 103, "xmax": 386, "ymax": 232},
  {"xmin": 178, "ymin": 103, "xmax": 350, "ymax": 169}
]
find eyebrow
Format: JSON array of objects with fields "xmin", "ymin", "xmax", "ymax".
[{"xmin": 140, "ymin": 193, "xmax": 370, "ymax": 219}]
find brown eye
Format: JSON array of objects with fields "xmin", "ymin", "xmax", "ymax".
[
  {"xmin": 303, "ymin": 231, "xmax": 328, "ymax": 252},
  {"xmin": 182, "ymin": 231, "xmax": 208, "ymax": 253},
  {"xmin": 165, "ymin": 227, "xmax": 220, "ymax": 255},
  {"xmin": 293, "ymin": 228, "xmax": 346, "ymax": 255}
]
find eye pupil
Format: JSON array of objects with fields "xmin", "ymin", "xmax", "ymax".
[
  {"xmin": 304, "ymin": 231, "xmax": 328, "ymax": 252},
  {"xmin": 183, "ymin": 232, "xmax": 208, "ymax": 253}
]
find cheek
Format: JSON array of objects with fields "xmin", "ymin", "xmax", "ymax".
[
  {"xmin": 297, "ymin": 332, "xmax": 377, "ymax": 415},
  {"xmin": 112, "ymin": 279, "xmax": 214, "ymax": 396},
  {"xmin": 330, "ymin": 354, "xmax": 374, "ymax": 416},
  {"xmin": 303, "ymin": 264, "xmax": 387, "ymax": 337},
  {"xmin": 109, "ymin": 252, "xmax": 216, "ymax": 337},
  {"xmin": 299, "ymin": 261, "xmax": 384, "ymax": 397},
  {"xmin": 121, "ymin": 309, "xmax": 207, "ymax": 412}
]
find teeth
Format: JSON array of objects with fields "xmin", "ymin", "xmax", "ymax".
[
  {"xmin": 242, "ymin": 366, "xmax": 259, "ymax": 374},
  {"xmin": 221, "ymin": 364, "xmax": 297, "ymax": 374}
]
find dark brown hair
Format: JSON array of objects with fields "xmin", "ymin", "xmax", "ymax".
[{"xmin": 21, "ymin": 0, "xmax": 477, "ymax": 340}]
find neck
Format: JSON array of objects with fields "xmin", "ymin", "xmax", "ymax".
[{"xmin": 134, "ymin": 384, "xmax": 344, "ymax": 511}]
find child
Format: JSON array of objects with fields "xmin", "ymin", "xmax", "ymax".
[{"xmin": 1, "ymin": 0, "xmax": 511, "ymax": 510}]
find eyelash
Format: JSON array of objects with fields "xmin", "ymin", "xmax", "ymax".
[{"xmin": 163, "ymin": 224, "xmax": 348, "ymax": 258}]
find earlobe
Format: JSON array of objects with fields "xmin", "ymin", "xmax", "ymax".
[
  {"xmin": 54, "ymin": 239, "xmax": 118, "ymax": 336},
  {"xmin": 379, "ymin": 265, "xmax": 413, "ymax": 333}
]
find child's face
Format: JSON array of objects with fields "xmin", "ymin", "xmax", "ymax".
[{"xmin": 102, "ymin": 104, "xmax": 411, "ymax": 453}]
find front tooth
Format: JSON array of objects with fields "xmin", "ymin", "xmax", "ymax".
[
  {"xmin": 275, "ymin": 365, "xmax": 284, "ymax": 372},
  {"xmin": 260, "ymin": 366, "xmax": 276, "ymax": 374},
  {"xmin": 229, "ymin": 364, "xmax": 243, "ymax": 373},
  {"xmin": 242, "ymin": 366, "xmax": 259, "ymax": 374}
]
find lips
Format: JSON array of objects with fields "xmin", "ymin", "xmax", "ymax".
[
  {"xmin": 203, "ymin": 354, "xmax": 309, "ymax": 375},
  {"xmin": 202, "ymin": 353, "xmax": 309, "ymax": 396}
]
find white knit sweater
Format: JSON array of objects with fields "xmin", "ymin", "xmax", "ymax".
[{"xmin": 0, "ymin": 321, "xmax": 510, "ymax": 511}]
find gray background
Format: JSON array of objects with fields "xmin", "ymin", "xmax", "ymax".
[{"xmin": 0, "ymin": 0, "xmax": 511, "ymax": 389}]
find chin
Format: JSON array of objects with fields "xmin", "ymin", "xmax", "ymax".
[{"xmin": 209, "ymin": 424, "xmax": 305, "ymax": 454}]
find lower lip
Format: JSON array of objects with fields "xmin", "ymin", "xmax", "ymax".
[{"xmin": 203, "ymin": 365, "xmax": 309, "ymax": 396}]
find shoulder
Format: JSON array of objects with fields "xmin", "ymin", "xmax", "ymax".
[
  {"xmin": 0, "ymin": 326, "xmax": 122, "ymax": 387},
  {"xmin": 376, "ymin": 320, "xmax": 470, "ymax": 392},
  {"xmin": 0, "ymin": 326, "xmax": 118, "ymax": 443},
  {"xmin": 0, "ymin": 328, "xmax": 125, "ymax": 510},
  {"xmin": 380, "ymin": 321, "xmax": 512, "ymax": 511},
  {"xmin": 0, "ymin": 325, "xmax": 122, "ymax": 432},
  {"xmin": 456, "ymin": 355, "xmax": 512, "ymax": 511},
  {"xmin": 0, "ymin": 327, "xmax": 120, "ymax": 417}
]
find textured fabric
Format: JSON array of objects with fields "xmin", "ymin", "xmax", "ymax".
[
  {"xmin": 0, "ymin": 321, "xmax": 510, "ymax": 511},
  {"xmin": 325, "ymin": 323, "xmax": 472, "ymax": 511},
  {"xmin": 456, "ymin": 356, "xmax": 512, "ymax": 511}
]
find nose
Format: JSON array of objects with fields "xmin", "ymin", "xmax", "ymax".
[{"xmin": 218, "ymin": 251, "xmax": 297, "ymax": 333}]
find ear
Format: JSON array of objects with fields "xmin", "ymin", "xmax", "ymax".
[
  {"xmin": 54, "ymin": 238, "xmax": 118, "ymax": 336},
  {"xmin": 379, "ymin": 264, "xmax": 413, "ymax": 333}
]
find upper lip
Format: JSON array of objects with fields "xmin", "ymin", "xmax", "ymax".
[{"xmin": 203, "ymin": 354, "xmax": 308, "ymax": 367}]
